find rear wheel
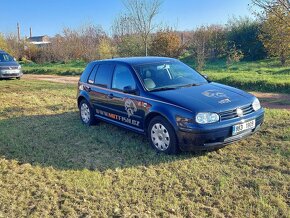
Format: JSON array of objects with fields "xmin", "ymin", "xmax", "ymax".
[
  {"xmin": 148, "ymin": 116, "xmax": 179, "ymax": 154},
  {"xmin": 79, "ymin": 99, "xmax": 96, "ymax": 126}
]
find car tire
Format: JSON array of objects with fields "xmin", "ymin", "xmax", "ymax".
[
  {"xmin": 79, "ymin": 99, "xmax": 96, "ymax": 126},
  {"xmin": 148, "ymin": 116, "xmax": 179, "ymax": 154},
  {"xmin": 16, "ymin": 77, "xmax": 21, "ymax": 80}
]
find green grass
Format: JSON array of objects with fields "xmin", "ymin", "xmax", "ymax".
[
  {"xmin": 0, "ymin": 79, "xmax": 289, "ymax": 217},
  {"xmin": 183, "ymin": 58, "xmax": 290, "ymax": 94},
  {"xmin": 22, "ymin": 58, "xmax": 290, "ymax": 93},
  {"xmin": 21, "ymin": 60, "xmax": 86, "ymax": 76}
]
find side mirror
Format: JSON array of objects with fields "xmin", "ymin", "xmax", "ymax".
[
  {"xmin": 123, "ymin": 86, "xmax": 137, "ymax": 94},
  {"xmin": 203, "ymin": 74, "xmax": 211, "ymax": 81},
  {"xmin": 13, "ymin": 58, "xmax": 17, "ymax": 61}
]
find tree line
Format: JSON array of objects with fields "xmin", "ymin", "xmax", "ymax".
[{"xmin": 0, "ymin": 0, "xmax": 289, "ymax": 68}]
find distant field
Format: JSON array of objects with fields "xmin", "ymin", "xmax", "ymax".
[
  {"xmin": 21, "ymin": 58, "xmax": 290, "ymax": 93},
  {"xmin": 185, "ymin": 58, "xmax": 290, "ymax": 94},
  {"xmin": 0, "ymin": 79, "xmax": 289, "ymax": 217},
  {"xmin": 21, "ymin": 60, "xmax": 86, "ymax": 76}
]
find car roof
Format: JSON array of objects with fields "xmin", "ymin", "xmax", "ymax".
[{"xmin": 91, "ymin": 56, "xmax": 178, "ymax": 66}]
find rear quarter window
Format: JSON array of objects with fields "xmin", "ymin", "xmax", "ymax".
[
  {"xmin": 87, "ymin": 65, "xmax": 99, "ymax": 84},
  {"xmin": 80, "ymin": 62, "xmax": 95, "ymax": 82}
]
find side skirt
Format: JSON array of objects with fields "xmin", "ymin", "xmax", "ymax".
[{"xmin": 95, "ymin": 114, "xmax": 145, "ymax": 135}]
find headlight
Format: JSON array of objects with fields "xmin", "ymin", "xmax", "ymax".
[
  {"xmin": 252, "ymin": 98, "xmax": 261, "ymax": 111},
  {"xmin": 196, "ymin": 112, "xmax": 219, "ymax": 124}
]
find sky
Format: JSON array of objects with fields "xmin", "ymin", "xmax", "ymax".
[{"xmin": 0, "ymin": 0, "xmax": 255, "ymax": 37}]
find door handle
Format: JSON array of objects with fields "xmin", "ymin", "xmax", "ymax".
[
  {"xmin": 84, "ymin": 86, "xmax": 91, "ymax": 92},
  {"xmin": 107, "ymin": 93, "xmax": 114, "ymax": 99}
]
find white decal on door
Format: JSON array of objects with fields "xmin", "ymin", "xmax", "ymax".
[{"xmin": 124, "ymin": 98, "xmax": 137, "ymax": 117}]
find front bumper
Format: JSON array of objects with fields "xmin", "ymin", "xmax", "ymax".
[
  {"xmin": 177, "ymin": 109, "xmax": 264, "ymax": 151},
  {"xmin": 0, "ymin": 70, "xmax": 23, "ymax": 78}
]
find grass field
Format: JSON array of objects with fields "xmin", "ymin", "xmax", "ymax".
[
  {"xmin": 21, "ymin": 58, "xmax": 290, "ymax": 93},
  {"xmin": 184, "ymin": 58, "xmax": 290, "ymax": 94},
  {"xmin": 0, "ymin": 79, "xmax": 289, "ymax": 217},
  {"xmin": 21, "ymin": 60, "xmax": 86, "ymax": 76}
]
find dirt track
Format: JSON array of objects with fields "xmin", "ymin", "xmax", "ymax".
[{"xmin": 22, "ymin": 74, "xmax": 290, "ymax": 110}]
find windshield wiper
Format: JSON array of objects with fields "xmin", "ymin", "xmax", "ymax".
[
  {"xmin": 179, "ymin": 83, "xmax": 200, "ymax": 88},
  {"xmin": 150, "ymin": 87, "xmax": 177, "ymax": 92}
]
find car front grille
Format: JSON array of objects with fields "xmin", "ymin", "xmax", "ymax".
[
  {"xmin": 219, "ymin": 104, "xmax": 255, "ymax": 121},
  {"xmin": 0, "ymin": 66, "xmax": 18, "ymax": 70}
]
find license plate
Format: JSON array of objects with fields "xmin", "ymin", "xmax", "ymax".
[{"xmin": 232, "ymin": 119, "xmax": 255, "ymax": 135}]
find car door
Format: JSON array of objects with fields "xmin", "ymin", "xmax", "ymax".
[
  {"xmin": 86, "ymin": 63, "xmax": 115, "ymax": 118},
  {"xmin": 106, "ymin": 64, "xmax": 144, "ymax": 130}
]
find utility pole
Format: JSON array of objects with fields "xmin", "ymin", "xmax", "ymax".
[{"xmin": 30, "ymin": 27, "xmax": 32, "ymax": 38}]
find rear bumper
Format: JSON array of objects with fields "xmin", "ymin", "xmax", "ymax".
[{"xmin": 177, "ymin": 109, "xmax": 264, "ymax": 151}]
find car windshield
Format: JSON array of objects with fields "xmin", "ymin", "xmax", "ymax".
[
  {"xmin": 0, "ymin": 53, "xmax": 14, "ymax": 62},
  {"xmin": 134, "ymin": 61, "xmax": 208, "ymax": 91}
]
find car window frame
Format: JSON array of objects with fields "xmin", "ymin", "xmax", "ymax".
[
  {"xmin": 111, "ymin": 64, "xmax": 137, "ymax": 93},
  {"xmin": 94, "ymin": 63, "xmax": 115, "ymax": 88},
  {"xmin": 87, "ymin": 63, "xmax": 115, "ymax": 88}
]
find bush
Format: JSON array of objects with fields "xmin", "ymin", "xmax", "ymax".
[{"xmin": 150, "ymin": 30, "xmax": 184, "ymax": 58}]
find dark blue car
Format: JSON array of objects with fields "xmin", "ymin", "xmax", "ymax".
[{"xmin": 77, "ymin": 57, "xmax": 264, "ymax": 154}]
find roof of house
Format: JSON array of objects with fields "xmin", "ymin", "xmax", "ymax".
[{"xmin": 28, "ymin": 35, "xmax": 49, "ymax": 42}]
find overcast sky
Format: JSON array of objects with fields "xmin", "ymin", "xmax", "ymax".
[{"xmin": 0, "ymin": 0, "xmax": 256, "ymax": 37}]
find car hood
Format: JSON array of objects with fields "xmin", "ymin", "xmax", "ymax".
[
  {"xmin": 148, "ymin": 82, "xmax": 255, "ymax": 113},
  {"xmin": 0, "ymin": 61, "xmax": 19, "ymax": 68}
]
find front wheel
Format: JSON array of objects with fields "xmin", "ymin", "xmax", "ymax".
[
  {"xmin": 79, "ymin": 100, "xmax": 96, "ymax": 126},
  {"xmin": 148, "ymin": 116, "xmax": 179, "ymax": 154}
]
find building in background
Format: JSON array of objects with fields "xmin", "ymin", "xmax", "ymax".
[{"xmin": 28, "ymin": 35, "xmax": 51, "ymax": 47}]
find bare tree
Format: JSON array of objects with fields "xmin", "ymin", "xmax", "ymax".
[
  {"xmin": 123, "ymin": 0, "xmax": 162, "ymax": 56},
  {"xmin": 252, "ymin": 0, "xmax": 290, "ymax": 25},
  {"xmin": 112, "ymin": 14, "xmax": 137, "ymax": 37}
]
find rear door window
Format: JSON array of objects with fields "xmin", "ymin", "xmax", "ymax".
[{"xmin": 94, "ymin": 64, "xmax": 115, "ymax": 88}]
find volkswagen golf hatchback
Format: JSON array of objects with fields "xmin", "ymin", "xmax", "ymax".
[{"xmin": 77, "ymin": 57, "xmax": 264, "ymax": 154}]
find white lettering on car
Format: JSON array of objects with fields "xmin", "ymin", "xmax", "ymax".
[
  {"xmin": 202, "ymin": 90, "xmax": 228, "ymax": 98},
  {"xmin": 218, "ymin": 98, "xmax": 231, "ymax": 104},
  {"xmin": 95, "ymin": 109, "xmax": 140, "ymax": 127}
]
